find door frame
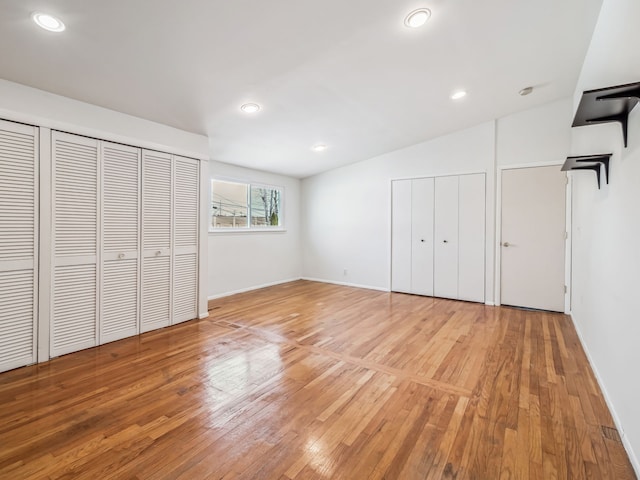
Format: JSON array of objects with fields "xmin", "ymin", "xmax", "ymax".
[{"xmin": 494, "ymin": 162, "xmax": 572, "ymax": 314}]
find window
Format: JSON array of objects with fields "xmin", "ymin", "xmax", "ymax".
[
  {"xmin": 211, "ymin": 180, "xmax": 248, "ymax": 228},
  {"xmin": 211, "ymin": 179, "xmax": 283, "ymax": 230},
  {"xmin": 250, "ymin": 185, "xmax": 281, "ymax": 227}
]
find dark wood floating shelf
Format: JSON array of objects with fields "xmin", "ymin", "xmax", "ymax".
[
  {"xmin": 562, "ymin": 154, "xmax": 612, "ymax": 189},
  {"xmin": 573, "ymin": 81, "xmax": 640, "ymax": 147}
]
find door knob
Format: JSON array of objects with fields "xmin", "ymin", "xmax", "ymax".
[
  {"xmin": 502, "ymin": 242, "xmax": 511, "ymax": 247},
  {"xmin": 443, "ymin": 240, "xmax": 448, "ymax": 243},
  {"xmin": 420, "ymin": 239, "xmax": 425, "ymax": 243}
]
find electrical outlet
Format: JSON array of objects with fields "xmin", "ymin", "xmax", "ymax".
[{"xmin": 343, "ymin": 269, "xmax": 348, "ymax": 276}]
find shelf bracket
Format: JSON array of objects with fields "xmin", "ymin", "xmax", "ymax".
[
  {"xmin": 585, "ymin": 112, "xmax": 629, "ymax": 147},
  {"xmin": 595, "ymin": 85, "xmax": 640, "ymax": 103},
  {"xmin": 572, "ymin": 81, "xmax": 640, "ymax": 148},
  {"xmin": 562, "ymin": 153, "xmax": 612, "ymax": 190},
  {"xmin": 571, "ymin": 164, "xmax": 602, "ymax": 189}
]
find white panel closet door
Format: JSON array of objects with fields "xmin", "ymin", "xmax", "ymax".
[
  {"xmin": 391, "ymin": 180, "xmax": 412, "ymax": 293},
  {"xmin": 411, "ymin": 177, "xmax": 434, "ymax": 296},
  {"xmin": 434, "ymin": 176, "xmax": 459, "ymax": 299},
  {"xmin": 51, "ymin": 132, "xmax": 99, "ymax": 357},
  {"xmin": 458, "ymin": 174, "xmax": 485, "ymax": 302},
  {"xmin": 100, "ymin": 142, "xmax": 140, "ymax": 343},
  {"xmin": 141, "ymin": 150, "xmax": 172, "ymax": 332},
  {"xmin": 173, "ymin": 156, "xmax": 199, "ymax": 324},
  {"xmin": 0, "ymin": 120, "xmax": 38, "ymax": 373}
]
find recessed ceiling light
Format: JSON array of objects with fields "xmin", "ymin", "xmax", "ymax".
[
  {"xmin": 451, "ymin": 90, "xmax": 467, "ymax": 100},
  {"xmin": 31, "ymin": 12, "xmax": 65, "ymax": 32},
  {"xmin": 519, "ymin": 86, "xmax": 534, "ymax": 96},
  {"xmin": 240, "ymin": 103, "xmax": 261, "ymax": 114},
  {"xmin": 312, "ymin": 144, "xmax": 328, "ymax": 152},
  {"xmin": 404, "ymin": 8, "xmax": 431, "ymax": 28}
]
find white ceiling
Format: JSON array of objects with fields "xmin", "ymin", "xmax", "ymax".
[{"xmin": 0, "ymin": 0, "xmax": 603, "ymax": 178}]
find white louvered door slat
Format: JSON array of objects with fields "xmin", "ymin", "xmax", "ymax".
[
  {"xmin": 173, "ymin": 156, "xmax": 199, "ymax": 324},
  {"xmin": 143, "ymin": 151, "xmax": 172, "ymax": 250},
  {"xmin": 174, "ymin": 157, "xmax": 199, "ymax": 249},
  {"xmin": 141, "ymin": 150, "xmax": 172, "ymax": 332},
  {"xmin": 52, "ymin": 132, "xmax": 98, "ymax": 357},
  {"xmin": 173, "ymin": 254, "xmax": 197, "ymax": 323},
  {"xmin": 101, "ymin": 142, "xmax": 140, "ymax": 343},
  {"xmin": 103, "ymin": 144, "xmax": 139, "ymax": 252},
  {"xmin": 0, "ymin": 270, "xmax": 34, "ymax": 368},
  {"xmin": 0, "ymin": 120, "xmax": 38, "ymax": 372},
  {"xmin": 142, "ymin": 256, "xmax": 171, "ymax": 332},
  {"xmin": 54, "ymin": 140, "xmax": 98, "ymax": 257},
  {"xmin": 52, "ymin": 265, "xmax": 96, "ymax": 354},
  {"xmin": 102, "ymin": 260, "xmax": 137, "ymax": 341}
]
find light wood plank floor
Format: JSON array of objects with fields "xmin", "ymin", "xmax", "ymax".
[{"xmin": 0, "ymin": 280, "xmax": 636, "ymax": 479}]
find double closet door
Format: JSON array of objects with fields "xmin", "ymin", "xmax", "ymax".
[
  {"xmin": 141, "ymin": 151, "xmax": 199, "ymax": 333},
  {"xmin": 391, "ymin": 173, "xmax": 485, "ymax": 303},
  {"xmin": 51, "ymin": 131, "xmax": 199, "ymax": 357},
  {"xmin": 0, "ymin": 120, "xmax": 38, "ymax": 373}
]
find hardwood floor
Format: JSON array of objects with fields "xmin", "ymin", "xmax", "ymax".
[{"xmin": 0, "ymin": 280, "xmax": 636, "ymax": 479}]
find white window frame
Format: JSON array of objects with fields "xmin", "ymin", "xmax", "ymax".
[{"xmin": 209, "ymin": 178, "xmax": 285, "ymax": 233}]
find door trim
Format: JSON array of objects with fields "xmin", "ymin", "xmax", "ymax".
[{"xmin": 495, "ymin": 162, "xmax": 572, "ymax": 314}]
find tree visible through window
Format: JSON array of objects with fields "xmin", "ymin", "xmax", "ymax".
[
  {"xmin": 211, "ymin": 179, "xmax": 283, "ymax": 230},
  {"xmin": 251, "ymin": 186, "xmax": 281, "ymax": 227}
]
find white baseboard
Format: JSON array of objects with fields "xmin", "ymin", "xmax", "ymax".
[
  {"xmin": 301, "ymin": 277, "xmax": 390, "ymax": 293},
  {"xmin": 198, "ymin": 312, "xmax": 209, "ymax": 319},
  {"xmin": 207, "ymin": 277, "xmax": 302, "ymax": 301},
  {"xmin": 569, "ymin": 313, "xmax": 640, "ymax": 477},
  {"xmin": 206, "ymin": 277, "xmax": 390, "ymax": 302}
]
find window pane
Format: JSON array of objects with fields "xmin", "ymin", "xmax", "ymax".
[
  {"xmin": 250, "ymin": 186, "xmax": 282, "ymax": 227},
  {"xmin": 211, "ymin": 180, "xmax": 248, "ymax": 228}
]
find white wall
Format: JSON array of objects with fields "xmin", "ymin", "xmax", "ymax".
[
  {"xmin": 0, "ymin": 79, "xmax": 209, "ymax": 159},
  {"xmin": 496, "ymin": 97, "xmax": 573, "ymax": 167},
  {"xmin": 301, "ymin": 98, "xmax": 575, "ymax": 302},
  {"xmin": 302, "ymin": 121, "xmax": 497, "ymax": 298},
  {"xmin": 207, "ymin": 159, "xmax": 302, "ymax": 299},
  {"xmin": 569, "ymin": 0, "xmax": 640, "ymax": 472}
]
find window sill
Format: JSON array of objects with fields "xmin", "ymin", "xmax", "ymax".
[{"xmin": 208, "ymin": 228, "xmax": 287, "ymax": 235}]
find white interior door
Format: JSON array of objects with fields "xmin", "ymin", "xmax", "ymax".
[
  {"xmin": 458, "ymin": 174, "xmax": 485, "ymax": 302},
  {"xmin": 141, "ymin": 150, "xmax": 172, "ymax": 332},
  {"xmin": 51, "ymin": 132, "xmax": 99, "ymax": 357},
  {"xmin": 411, "ymin": 177, "xmax": 434, "ymax": 296},
  {"xmin": 434, "ymin": 176, "xmax": 459, "ymax": 299},
  {"xmin": 0, "ymin": 120, "xmax": 38, "ymax": 372},
  {"xmin": 172, "ymin": 156, "xmax": 199, "ymax": 324},
  {"xmin": 391, "ymin": 180, "xmax": 412, "ymax": 293},
  {"xmin": 501, "ymin": 166, "xmax": 566, "ymax": 312},
  {"xmin": 100, "ymin": 142, "xmax": 140, "ymax": 343}
]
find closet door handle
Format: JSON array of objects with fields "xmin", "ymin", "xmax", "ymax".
[
  {"xmin": 443, "ymin": 240, "xmax": 448, "ymax": 243},
  {"xmin": 155, "ymin": 250, "xmax": 162, "ymax": 256},
  {"xmin": 118, "ymin": 253, "xmax": 125, "ymax": 259}
]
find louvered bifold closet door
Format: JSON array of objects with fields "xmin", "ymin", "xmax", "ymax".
[
  {"xmin": 0, "ymin": 120, "xmax": 38, "ymax": 373},
  {"xmin": 51, "ymin": 132, "xmax": 98, "ymax": 357},
  {"xmin": 172, "ymin": 156, "xmax": 199, "ymax": 324},
  {"xmin": 141, "ymin": 150, "xmax": 172, "ymax": 332},
  {"xmin": 101, "ymin": 142, "xmax": 140, "ymax": 343}
]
